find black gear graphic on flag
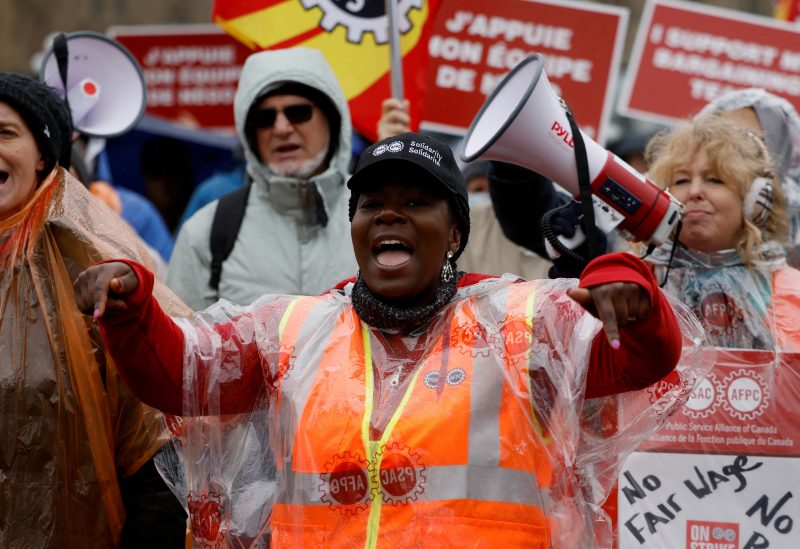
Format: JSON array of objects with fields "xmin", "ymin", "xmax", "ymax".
[{"xmin": 300, "ymin": 0, "xmax": 424, "ymax": 44}]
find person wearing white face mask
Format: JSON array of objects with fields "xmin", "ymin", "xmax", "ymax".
[
  {"xmin": 167, "ymin": 48, "xmax": 357, "ymax": 310},
  {"xmin": 456, "ymin": 159, "xmax": 552, "ymax": 279}
]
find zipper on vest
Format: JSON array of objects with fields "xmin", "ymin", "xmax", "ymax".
[{"xmin": 361, "ymin": 322, "xmax": 427, "ymax": 549}]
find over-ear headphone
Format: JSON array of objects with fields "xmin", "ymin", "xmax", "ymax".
[
  {"xmin": 743, "ymin": 175, "xmax": 774, "ymax": 226},
  {"xmin": 741, "ymin": 129, "xmax": 775, "ymax": 226}
]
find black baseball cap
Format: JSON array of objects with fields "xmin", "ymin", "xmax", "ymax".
[{"xmin": 347, "ymin": 132, "xmax": 470, "ymax": 260}]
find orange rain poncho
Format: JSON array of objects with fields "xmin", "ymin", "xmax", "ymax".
[{"xmin": 0, "ymin": 168, "xmax": 188, "ymax": 546}]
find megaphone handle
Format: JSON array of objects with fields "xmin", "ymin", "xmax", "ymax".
[
  {"xmin": 563, "ymin": 105, "xmax": 599, "ymax": 259},
  {"xmin": 53, "ymin": 34, "xmax": 70, "ymax": 112},
  {"xmin": 541, "ymin": 205, "xmax": 589, "ymax": 266},
  {"xmin": 544, "ymin": 226, "xmax": 587, "ymax": 259}
]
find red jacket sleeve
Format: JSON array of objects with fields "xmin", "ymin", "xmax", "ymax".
[
  {"xmin": 579, "ymin": 252, "xmax": 682, "ymax": 398},
  {"xmin": 99, "ymin": 260, "xmax": 185, "ymax": 415},
  {"xmin": 99, "ymin": 260, "xmax": 264, "ymax": 416}
]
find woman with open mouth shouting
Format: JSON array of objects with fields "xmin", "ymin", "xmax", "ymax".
[
  {"xmin": 0, "ymin": 72, "xmax": 186, "ymax": 547},
  {"xmin": 74, "ymin": 131, "xmax": 705, "ymax": 548}
]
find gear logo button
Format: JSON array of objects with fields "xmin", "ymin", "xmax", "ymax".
[
  {"xmin": 319, "ymin": 451, "xmax": 372, "ymax": 514},
  {"xmin": 164, "ymin": 413, "xmax": 184, "ymax": 438},
  {"xmin": 499, "ymin": 314, "xmax": 534, "ymax": 367},
  {"xmin": 423, "ymin": 370, "xmax": 440, "ymax": 389},
  {"xmin": 276, "ymin": 345, "xmax": 298, "ymax": 380},
  {"xmin": 446, "ymin": 368, "xmax": 466, "ymax": 386},
  {"xmin": 387, "ymin": 141, "xmax": 404, "ymax": 153},
  {"xmin": 373, "ymin": 144, "xmax": 388, "ymax": 156},
  {"xmin": 700, "ymin": 292, "xmax": 745, "ymax": 328},
  {"xmin": 451, "ymin": 319, "xmax": 499, "ymax": 359},
  {"xmin": 187, "ymin": 488, "xmax": 228, "ymax": 549},
  {"xmin": 722, "ymin": 369, "xmax": 769, "ymax": 420},
  {"xmin": 644, "ymin": 370, "xmax": 694, "ymax": 424},
  {"xmin": 682, "ymin": 373, "xmax": 723, "ymax": 419},
  {"xmin": 375, "ymin": 442, "xmax": 426, "ymax": 505}
]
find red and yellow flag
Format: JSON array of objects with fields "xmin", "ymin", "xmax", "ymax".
[
  {"xmin": 212, "ymin": 0, "xmax": 441, "ymax": 141},
  {"xmin": 775, "ymin": 0, "xmax": 800, "ymax": 22}
]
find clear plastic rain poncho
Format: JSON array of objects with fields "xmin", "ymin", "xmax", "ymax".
[
  {"xmin": 0, "ymin": 168, "xmax": 188, "ymax": 546},
  {"xmin": 156, "ymin": 270, "xmax": 710, "ymax": 548},
  {"xmin": 649, "ymin": 240, "xmax": 800, "ymax": 352}
]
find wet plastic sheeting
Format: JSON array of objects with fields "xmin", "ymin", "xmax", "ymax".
[
  {"xmin": 0, "ymin": 168, "xmax": 187, "ymax": 546},
  {"xmin": 156, "ymin": 276, "xmax": 709, "ymax": 548}
]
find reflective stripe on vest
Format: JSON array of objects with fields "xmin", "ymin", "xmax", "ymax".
[
  {"xmin": 272, "ymin": 284, "xmax": 551, "ymax": 549},
  {"xmin": 280, "ymin": 464, "xmax": 543, "ymax": 507}
]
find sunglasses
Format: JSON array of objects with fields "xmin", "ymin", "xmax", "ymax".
[{"xmin": 249, "ymin": 104, "xmax": 315, "ymax": 129}]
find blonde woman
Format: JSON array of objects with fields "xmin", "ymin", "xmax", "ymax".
[
  {"xmin": 646, "ymin": 115, "xmax": 800, "ymax": 350},
  {"xmin": 699, "ymin": 88, "xmax": 800, "ymax": 265}
]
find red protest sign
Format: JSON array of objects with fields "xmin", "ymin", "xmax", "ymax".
[
  {"xmin": 615, "ymin": 350, "xmax": 800, "ymax": 548},
  {"xmin": 640, "ymin": 350, "xmax": 800, "ymax": 456},
  {"xmin": 619, "ymin": 0, "xmax": 800, "ymax": 126},
  {"xmin": 420, "ymin": 0, "xmax": 628, "ymax": 144},
  {"xmin": 108, "ymin": 24, "xmax": 253, "ymax": 130}
]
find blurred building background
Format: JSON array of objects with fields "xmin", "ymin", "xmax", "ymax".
[{"xmin": 1, "ymin": 0, "xmax": 213, "ymax": 73}]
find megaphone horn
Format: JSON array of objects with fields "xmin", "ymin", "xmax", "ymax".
[
  {"xmin": 461, "ymin": 54, "xmax": 682, "ymax": 246},
  {"xmin": 39, "ymin": 31, "xmax": 146, "ymax": 138}
]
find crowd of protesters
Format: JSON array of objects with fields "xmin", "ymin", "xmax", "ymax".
[{"xmin": 2, "ymin": 31, "xmax": 800, "ymax": 548}]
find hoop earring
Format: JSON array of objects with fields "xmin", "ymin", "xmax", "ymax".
[{"xmin": 440, "ymin": 251, "xmax": 454, "ymax": 283}]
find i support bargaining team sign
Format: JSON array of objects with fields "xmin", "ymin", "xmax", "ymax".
[
  {"xmin": 617, "ymin": 350, "xmax": 800, "ymax": 549},
  {"xmin": 620, "ymin": 0, "xmax": 800, "ymax": 125}
]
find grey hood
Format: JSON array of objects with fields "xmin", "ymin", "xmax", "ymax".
[
  {"xmin": 698, "ymin": 88, "xmax": 800, "ymax": 185},
  {"xmin": 233, "ymin": 48, "xmax": 352, "ymax": 183},
  {"xmin": 699, "ymin": 88, "xmax": 800, "ymax": 251}
]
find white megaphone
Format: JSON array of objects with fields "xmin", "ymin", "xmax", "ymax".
[
  {"xmin": 462, "ymin": 54, "xmax": 682, "ymax": 246},
  {"xmin": 39, "ymin": 31, "xmax": 146, "ymax": 138}
]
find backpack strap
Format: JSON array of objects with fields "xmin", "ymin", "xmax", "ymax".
[{"xmin": 209, "ymin": 183, "xmax": 252, "ymax": 296}]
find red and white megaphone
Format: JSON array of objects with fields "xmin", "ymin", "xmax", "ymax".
[{"xmin": 462, "ymin": 54, "xmax": 682, "ymax": 246}]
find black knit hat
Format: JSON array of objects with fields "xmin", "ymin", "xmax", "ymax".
[
  {"xmin": 347, "ymin": 132, "xmax": 470, "ymax": 260},
  {"xmin": 0, "ymin": 73, "xmax": 73, "ymax": 180}
]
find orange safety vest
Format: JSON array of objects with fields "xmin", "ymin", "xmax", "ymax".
[
  {"xmin": 269, "ymin": 284, "xmax": 554, "ymax": 548},
  {"xmin": 770, "ymin": 266, "xmax": 800, "ymax": 351}
]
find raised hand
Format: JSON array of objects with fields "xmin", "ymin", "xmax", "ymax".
[
  {"xmin": 567, "ymin": 282, "xmax": 651, "ymax": 349},
  {"xmin": 377, "ymin": 97, "xmax": 410, "ymax": 141},
  {"xmin": 73, "ymin": 261, "xmax": 139, "ymax": 320}
]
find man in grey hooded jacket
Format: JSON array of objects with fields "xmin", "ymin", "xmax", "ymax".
[{"xmin": 167, "ymin": 48, "xmax": 357, "ymax": 309}]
